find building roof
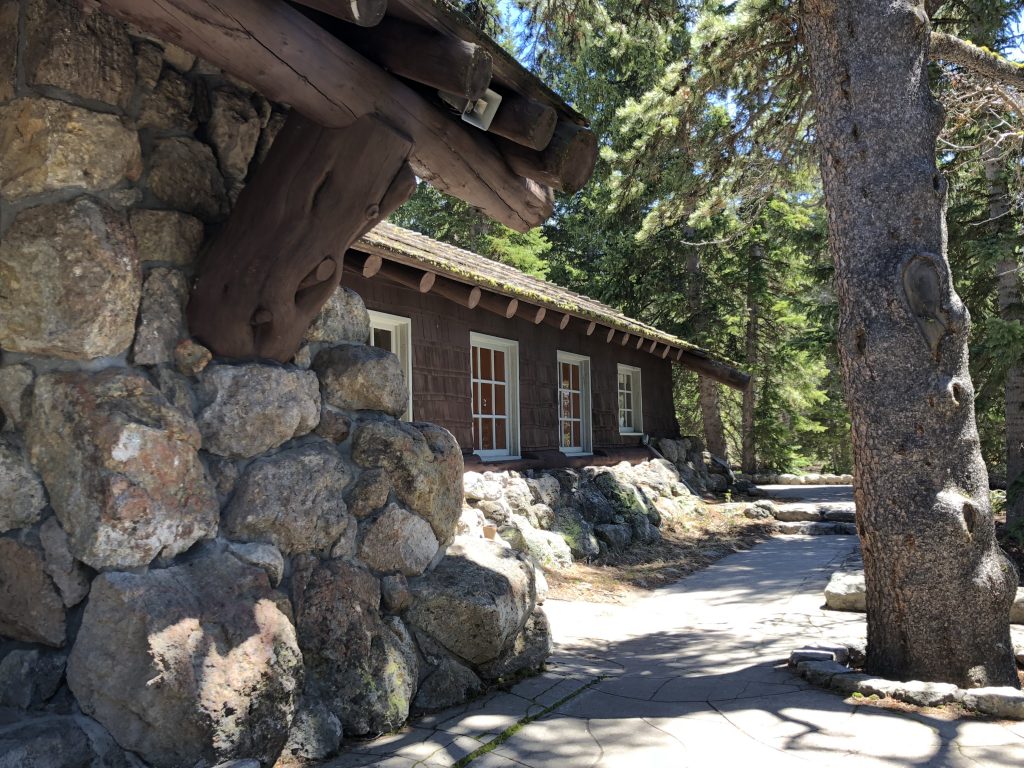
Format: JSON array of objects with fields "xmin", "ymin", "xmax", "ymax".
[{"xmin": 354, "ymin": 222, "xmax": 749, "ymax": 389}]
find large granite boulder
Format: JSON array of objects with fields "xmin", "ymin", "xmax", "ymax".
[
  {"xmin": 0, "ymin": 648, "xmax": 66, "ymax": 709},
  {"xmin": 39, "ymin": 517, "xmax": 91, "ymax": 608},
  {"xmin": 222, "ymin": 440, "xmax": 355, "ymax": 557},
  {"xmin": 195, "ymin": 364, "xmax": 320, "ymax": 458},
  {"xmin": 67, "ymin": 555, "xmax": 302, "ymax": 768},
  {"xmin": 131, "ymin": 268, "xmax": 189, "ymax": 365},
  {"xmin": 147, "ymin": 137, "xmax": 227, "ymax": 221},
  {"xmin": 358, "ymin": 503, "xmax": 439, "ymax": 576},
  {"xmin": 0, "ymin": 98, "xmax": 141, "ymax": 199},
  {"xmin": 304, "ymin": 287, "xmax": 370, "ymax": 345},
  {"xmin": 406, "ymin": 537, "xmax": 536, "ymax": 666},
  {"xmin": 23, "ymin": 0, "xmax": 134, "ymax": 109},
  {"xmin": 353, "ymin": 421, "xmax": 463, "ymax": 547},
  {"xmin": 26, "ymin": 369, "xmax": 218, "ymax": 570},
  {"xmin": 0, "ymin": 538, "xmax": 65, "ymax": 647},
  {"xmin": 207, "ymin": 88, "xmax": 262, "ymax": 187},
  {"xmin": 0, "ymin": 712, "xmax": 138, "ymax": 768},
  {"xmin": 412, "ymin": 630, "xmax": 482, "ymax": 713},
  {"xmin": 314, "ymin": 344, "xmax": 407, "ymax": 417},
  {"xmin": 824, "ymin": 570, "xmax": 867, "ymax": 612},
  {"xmin": 0, "ymin": 198, "xmax": 140, "ymax": 359},
  {"xmin": 478, "ymin": 608, "xmax": 552, "ymax": 682},
  {"xmin": 137, "ymin": 69, "xmax": 196, "ymax": 132},
  {"xmin": 0, "ymin": 364, "xmax": 34, "ymax": 432},
  {"xmin": 292, "ymin": 557, "xmax": 418, "ymax": 736},
  {"xmin": 499, "ymin": 514, "xmax": 573, "ymax": 570},
  {"xmin": 0, "ymin": 440, "xmax": 46, "ymax": 533},
  {"xmin": 129, "ymin": 209, "xmax": 204, "ymax": 267}
]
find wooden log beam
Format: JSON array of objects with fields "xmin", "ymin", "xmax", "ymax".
[
  {"xmin": 292, "ymin": 0, "xmax": 387, "ymax": 27},
  {"xmin": 345, "ymin": 250, "xmax": 384, "ymax": 278},
  {"xmin": 647, "ymin": 339, "xmax": 658, "ymax": 353},
  {"xmin": 358, "ymin": 259, "xmax": 435, "ymax": 292},
  {"xmin": 432, "ymin": 276, "xmax": 481, "ymax": 309},
  {"xmin": 677, "ymin": 351, "xmax": 751, "ymax": 391},
  {"xmin": 515, "ymin": 304, "xmax": 546, "ymax": 324},
  {"xmin": 620, "ymin": 333, "xmax": 631, "ymax": 346},
  {"xmin": 477, "ymin": 291, "xmax": 518, "ymax": 319},
  {"xmin": 188, "ymin": 113, "xmax": 416, "ymax": 360},
  {"xmin": 660, "ymin": 344, "xmax": 671, "ymax": 359},
  {"xmin": 487, "ymin": 93, "xmax": 557, "ymax": 151},
  {"xmin": 497, "ymin": 122, "xmax": 598, "ymax": 193},
  {"xmin": 586, "ymin": 321, "xmax": 598, "ymax": 336},
  {"xmin": 543, "ymin": 311, "xmax": 571, "ymax": 330},
  {"xmin": 344, "ymin": 17, "xmax": 492, "ymax": 100},
  {"xmin": 606, "ymin": 327, "xmax": 616, "ymax": 343},
  {"xmin": 636, "ymin": 336, "xmax": 645, "ymax": 350},
  {"xmin": 93, "ymin": 0, "xmax": 553, "ymax": 231}
]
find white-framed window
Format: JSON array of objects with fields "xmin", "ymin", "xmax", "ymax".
[
  {"xmin": 368, "ymin": 310, "xmax": 413, "ymax": 421},
  {"xmin": 617, "ymin": 364, "xmax": 643, "ymax": 435},
  {"xmin": 557, "ymin": 351, "xmax": 592, "ymax": 454},
  {"xmin": 470, "ymin": 333, "xmax": 520, "ymax": 459}
]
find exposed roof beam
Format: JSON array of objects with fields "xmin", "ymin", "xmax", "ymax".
[
  {"xmin": 343, "ymin": 16, "xmax": 492, "ymax": 100},
  {"xmin": 92, "ymin": 0, "xmax": 553, "ymax": 231},
  {"xmin": 292, "ymin": 0, "xmax": 387, "ymax": 27}
]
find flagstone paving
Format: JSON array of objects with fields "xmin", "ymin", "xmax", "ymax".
[{"xmin": 325, "ymin": 487, "xmax": 1024, "ymax": 767}]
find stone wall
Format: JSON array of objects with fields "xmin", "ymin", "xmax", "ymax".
[
  {"xmin": 0, "ymin": 3, "xmax": 543, "ymax": 766},
  {"xmin": 461, "ymin": 456, "xmax": 702, "ymax": 566}
]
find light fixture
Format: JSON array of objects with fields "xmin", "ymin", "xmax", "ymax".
[{"xmin": 438, "ymin": 88, "xmax": 503, "ymax": 131}]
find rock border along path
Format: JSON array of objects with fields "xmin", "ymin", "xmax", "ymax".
[{"xmin": 323, "ymin": 499, "xmax": 1024, "ymax": 767}]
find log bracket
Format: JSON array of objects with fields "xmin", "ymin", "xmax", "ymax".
[{"xmin": 188, "ymin": 112, "xmax": 416, "ymax": 361}]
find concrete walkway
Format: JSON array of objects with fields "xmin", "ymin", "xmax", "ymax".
[{"xmin": 326, "ymin": 491, "xmax": 1024, "ymax": 768}]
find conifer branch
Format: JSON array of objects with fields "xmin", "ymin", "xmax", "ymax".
[{"xmin": 930, "ymin": 31, "xmax": 1024, "ymax": 90}]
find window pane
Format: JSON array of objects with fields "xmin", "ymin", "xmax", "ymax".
[
  {"xmin": 472, "ymin": 381, "xmax": 479, "ymax": 415},
  {"xmin": 493, "ymin": 350, "xmax": 505, "ymax": 382},
  {"xmin": 571, "ymin": 392, "xmax": 580, "ymax": 419},
  {"xmin": 495, "ymin": 418, "xmax": 507, "ymax": 450},
  {"xmin": 561, "ymin": 363, "xmax": 571, "ymax": 389},
  {"xmin": 494, "ymin": 384, "xmax": 506, "ymax": 416},
  {"xmin": 572, "ymin": 423, "xmax": 581, "ymax": 447},
  {"xmin": 480, "ymin": 348, "xmax": 492, "ymax": 380},
  {"xmin": 570, "ymin": 364, "xmax": 579, "ymax": 390},
  {"xmin": 482, "ymin": 419, "xmax": 494, "ymax": 450},
  {"xmin": 561, "ymin": 421, "xmax": 572, "ymax": 448},
  {"xmin": 480, "ymin": 383, "xmax": 493, "ymax": 415},
  {"xmin": 472, "ymin": 346, "xmax": 479, "ymax": 378},
  {"xmin": 560, "ymin": 391, "xmax": 572, "ymax": 418},
  {"xmin": 373, "ymin": 328, "xmax": 393, "ymax": 351},
  {"xmin": 473, "ymin": 418, "xmax": 480, "ymax": 450}
]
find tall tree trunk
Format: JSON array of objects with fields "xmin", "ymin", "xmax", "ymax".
[
  {"xmin": 801, "ymin": 0, "xmax": 1018, "ymax": 687},
  {"xmin": 698, "ymin": 376, "xmax": 729, "ymax": 461},
  {"xmin": 741, "ymin": 245, "xmax": 761, "ymax": 474},
  {"xmin": 686, "ymin": 247, "xmax": 730, "ymax": 461},
  {"xmin": 984, "ymin": 152, "xmax": 1024, "ymax": 526},
  {"xmin": 1002, "ymin": 268, "xmax": 1024, "ymax": 525}
]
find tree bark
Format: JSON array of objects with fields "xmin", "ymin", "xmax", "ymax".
[
  {"xmin": 698, "ymin": 376, "xmax": 729, "ymax": 462},
  {"xmin": 801, "ymin": 1, "xmax": 1018, "ymax": 687},
  {"xmin": 741, "ymin": 244, "xmax": 762, "ymax": 475}
]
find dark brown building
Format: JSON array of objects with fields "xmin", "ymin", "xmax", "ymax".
[{"xmin": 345, "ymin": 224, "xmax": 747, "ymax": 468}]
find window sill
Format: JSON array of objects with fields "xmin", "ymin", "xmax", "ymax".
[{"xmin": 618, "ymin": 431, "xmax": 644, "ymax": 437}]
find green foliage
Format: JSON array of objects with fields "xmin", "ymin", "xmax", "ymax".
[
  {"xmin": 389, "ymin": 184, "xmax": 552, "ymax": 278},
  {"xmin": 387, "ymin": 0, "xmax": 1024, "ymax": 478}
]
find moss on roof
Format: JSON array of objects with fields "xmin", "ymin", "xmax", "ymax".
[{"xmin": 355, "ymin": 222, "xmax": 741, "ymax": 369}]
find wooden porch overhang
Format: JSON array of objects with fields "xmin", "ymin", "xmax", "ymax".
[
  {"xmin": 90, "ymin": 0, "xmax": 599, "ymax": 362},
  {"xmin": 351, "ymin": 223, "xmax": 752, "ymax": 391}
]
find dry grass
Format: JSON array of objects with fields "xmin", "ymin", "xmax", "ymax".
[{"xmin": 544, "ymin": 502, "xmax": 776, "ymax": 604}]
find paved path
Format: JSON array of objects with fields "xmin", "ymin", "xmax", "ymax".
[{"xmin": 327, "ymin": 489, "xmax": 1024, "ymax": 768}]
